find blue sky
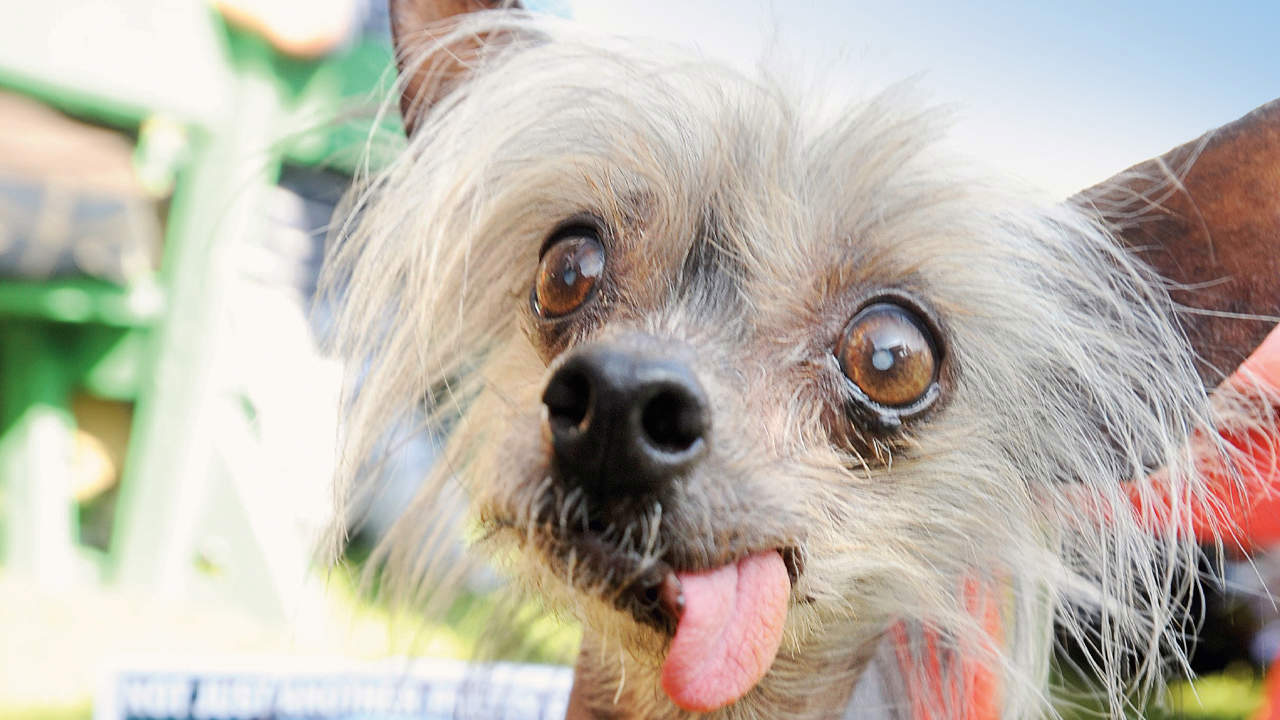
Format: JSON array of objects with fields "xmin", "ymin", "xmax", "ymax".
[{"xmin": 564, "ymin": 0, "xmax": 1280, "ymax": 198}]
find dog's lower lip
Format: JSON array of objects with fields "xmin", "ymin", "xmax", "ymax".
[{"xmin": 659, "ymin": 570, "xmax": 686, "ymax": 620}]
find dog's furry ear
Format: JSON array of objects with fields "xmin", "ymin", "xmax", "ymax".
[
  {"xmin": 1074, "ymin": 99, "xmax": 1280, "ymax": 385},
  {"xmin": 389, "ymin": 0, "xmax": 523, "ymax": 135}
]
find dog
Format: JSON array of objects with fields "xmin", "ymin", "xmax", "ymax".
[{"xmin": 323, "ymin": 1, "xmax": 1280, "ymax": 717}]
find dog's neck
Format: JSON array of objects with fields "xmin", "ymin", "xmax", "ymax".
[{"xmin": 565, "ymin": 628, "xmax": 879, "ymax": 719}]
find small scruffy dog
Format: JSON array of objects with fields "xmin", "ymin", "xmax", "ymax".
[{"xmin": 326, "ymin": 1, "xmax": 1280, "ymax": 717}]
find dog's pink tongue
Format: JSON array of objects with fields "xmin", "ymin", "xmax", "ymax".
[{"xmin": 660, "ymin": 550, "xmax": 789, "ymax": 712}]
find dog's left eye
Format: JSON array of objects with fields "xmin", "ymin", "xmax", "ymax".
[
  {"xmin": 533, "ymin": 230, "xmax": 605, "ymax": 318},
  {"xmin": 837, "ymin": 302, "xmax": 939, "ymax": 410}
]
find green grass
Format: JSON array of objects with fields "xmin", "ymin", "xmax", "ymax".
[
  {"xmin": 1055, "ymin": 664, "xmax": 1264, "ymax": 719},
  {"xmin": 1164, "ymin": 667, "xmax": 1265, "ymax": 719}
]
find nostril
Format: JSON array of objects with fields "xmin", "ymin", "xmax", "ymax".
[
  {"xmin": 545, "ymin": 368, "xmax": 592, "ymax": 433},
  {"xmin": 640, "ymin": 387, "xmax": 706, "ymax": 454}
]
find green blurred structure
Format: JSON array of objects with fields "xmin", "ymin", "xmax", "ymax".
[{"xmin": 0, "ymin": 0, "xmax": 396, "ymax": 614}]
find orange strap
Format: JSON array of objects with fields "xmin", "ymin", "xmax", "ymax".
[
  {"xmin": 891, "ymin": 577, "xmax": 1002, "ymax": 720},
  {"xmin": 1130, "ymin": 324, "xmax": 1280, "ymax": 550},
  {"xmin": 1200, "ymin": 324, "xmax": 1280, "ymax": 548},
  {"xmin": 1259, "ymin": 652, "xmax": 1280, "ymax": 720}
]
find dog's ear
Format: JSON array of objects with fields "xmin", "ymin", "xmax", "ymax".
[
  {"xmin": 1073, "ymin": 99, "xmax": 1280, "ymax": 386},
  {"xmin": 389, "ymin": 0, "xmax": 523, "ymax": 135}
]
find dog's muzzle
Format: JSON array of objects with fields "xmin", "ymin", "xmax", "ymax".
[{"xmin": 542, "ymin": 343, "xmax": 709, "ymax": 500}]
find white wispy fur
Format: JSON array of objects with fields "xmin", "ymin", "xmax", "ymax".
[{"xmin": 323, "ymin": 11, "xmax": 1259, "ymax": 719}]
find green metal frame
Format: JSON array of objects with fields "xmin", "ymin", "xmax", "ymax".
[{"xmin": 0, "ymin": 6, "xmax": 399, "ymax": 589}]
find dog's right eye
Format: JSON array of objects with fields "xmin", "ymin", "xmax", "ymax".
[{"xmin": 533, "ymin": 230, "xmax": 605, "ymax": 318}]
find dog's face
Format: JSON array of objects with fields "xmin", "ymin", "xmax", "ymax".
[{"xmin": 329, "ymin": 3, "xmax": 1280, "ymax": 718}]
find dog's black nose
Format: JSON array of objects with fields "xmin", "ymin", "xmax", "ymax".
[{"xmin": 542, "ymin": 344, "xmax": 709, "ymax": 497}]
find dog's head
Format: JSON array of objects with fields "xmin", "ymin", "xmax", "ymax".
[{"xmin": 327, "ymin": 2, "xmax": 1280, "ymax": 717}]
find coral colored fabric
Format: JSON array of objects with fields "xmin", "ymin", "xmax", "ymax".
[
  {"xmin": 1258, "ymin": 650, "xmax": 1280, "ymax": 720},
  {"xmin": 1238, "ymin": 327, "xmax": 1280, "ymax": 720},
  {"xmin": 896, "ymin": 324, "xmax": 1280, "ymax": 720},
  {"xmin": 1130, "ymin": 323, "xmax": 1280, "ymax": 551},
  {"xmin": 890, "ymin": 578, "xmax": 1002, "ymax": 720},
  {"xmin": 1206, "ymin": 324, "xmax": 1280, "ymax": 549}
]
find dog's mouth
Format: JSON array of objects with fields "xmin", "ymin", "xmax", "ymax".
[
  {"xmin": 490, "ymin": 510, "xmax": 804, "ymax": 712},
  {"xmin": 535, "ymin": 522, "xmax": 804, "ymax": 635}
]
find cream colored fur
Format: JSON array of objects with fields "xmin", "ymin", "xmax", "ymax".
[{"xmin": 324, "ymin": 11, "xmax": 1262, "ymax": 718}]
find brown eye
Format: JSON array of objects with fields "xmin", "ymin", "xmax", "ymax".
[
  {"xmin": 837, "ymin": 303, "xmax": 938, "ymax": 409},
  {"xmin": 533, "ymin": 230, "xmax": 605, "ymax": 318}
]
